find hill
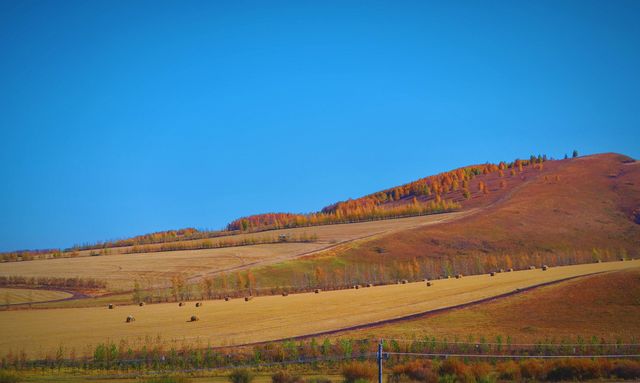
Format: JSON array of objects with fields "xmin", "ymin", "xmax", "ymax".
[{"xmin": 249, "ymin": 153, "xmax": 639, "ymax": 289}]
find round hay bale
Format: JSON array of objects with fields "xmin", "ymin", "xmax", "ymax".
[
  {"xmin": 314, "ymin": 289, "xmax": 321, "ymax": 293},
  {"xmin": 401, "ymin": 279, "xmax": 409, "ymax": 284},
  {"xmin": 620, "ymin": 257, "xmax": 626, "ymax": 261},
  {"xmin": 195, "ymin": 302, "xmax": 202, "ymax": 307},
  {"xmin": 455, "ymin": 274, "xmax": 463, "ymax": 279},
  {"xmin": 597, "ymin": 259, "xmax": 602, "ymax": 263},
  {"xmin": 139, "ymin": 302, "xmax": 145, "ymax": 307},
  {"xmin": 490, "ymin": 272, "xmax": 496, "ymax": 277},
  {"xmin": 366, "ymin": 283, "xmax": 373, "ymax": 287},
  {"xmin": 126, "ymin": 315, "xmax": 135, "ymax": 323},
  {"xmin": 507, "ymin": 268, "xmax": 514, "ymax": 272},
  {"xmin": 178, "ymin": 302, "xmax": 185, "ymax": 307},
  {"xmin": 190, "ymin": 315, "xmax": 199, "ymax": 322},
  {"xmin": 542, "ymin": 265, "xmax": 549, "ymax": 271},
  {"xmin": 244, "ymin": 296, "xmax": 253, "ymax": 302},
  {"xmin": 355, "ymin": 285, "xmax": 361, "ymax": 289},
  {"xmin": 529, "ymin": 265, "xmax": 536, "ymax": 270},
  {"xmin": 108, "ymin": 304, "xmax": 114, "ymax": 309},
  {"xmin": 499, "ymin": 269, "xmax": 505, "ymax": 273},
  {"xmin": 426, "ymin": 281, "xmax": 432, "ymax": 287},
  {"xmin": 224, "ymin": 297, "xmax": 230, "ymax": 301},
  {"xmin": 282, "ymin": 292, "xmax": 289, "ymax": 297}
]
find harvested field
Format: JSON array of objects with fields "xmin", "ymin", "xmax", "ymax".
[
  {"xmin": 0, "ymin": 212, "xmax": 468, "ymax": 291},
  {"xmin": 0, "ymin": 260, "xmax": 637, "ymax": 358},
  {"xmin": 0, "ymin": 243, "xmax": 322, "ymax": 291},
  {"xmin": 0, "ymin": 288, "xmax": 72, "ymax": 305},
  {"xmin": 338, "ymin": 268, "xmax": 640, "ymax": 342}
]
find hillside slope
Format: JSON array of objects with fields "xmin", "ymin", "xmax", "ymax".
[{"xmin": 252, "ymin": 153, "xmax": 639, "ymax": 287}]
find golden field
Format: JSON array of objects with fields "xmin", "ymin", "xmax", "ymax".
[
  {"xmin": 339, "ymin": 268, "xmax": 640, "ymax": 342},
  {"xmin": 0, "ymin": 211, "xmax": 469, "ymax": 291},
  {"xmin": 0, "ymin": 260, "xmax": 637, "ymax": 358}
]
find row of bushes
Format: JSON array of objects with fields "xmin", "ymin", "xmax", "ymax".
[
  {"xmin": 127, "ymin": 232, "xmax": 319, "ymax": 254},
  {"xmin": 0, "ymin": 275, "xmax": 106, "ymax": 290},
  {"xmin": 384, "ymin": 358, "xmax": 640, "ymax": 383},
  {"xmin": 140, "ymin": 359, "xmax": 640, "ymax": 383}
]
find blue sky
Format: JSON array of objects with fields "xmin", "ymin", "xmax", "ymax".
[{"xmin": 1, "ymin": 1, "xmax": 639, "ymax": 251}]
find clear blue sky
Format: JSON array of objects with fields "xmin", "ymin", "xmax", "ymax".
[{"xmin": 1, "ymin": 1, "xmax": 639, "ymax": 251}]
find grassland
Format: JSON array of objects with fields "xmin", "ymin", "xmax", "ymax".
[
  {"xmin": 0, "ymin": 260, "xmax": 637, "ymax": 359},
  {"xmin": 0, "ymin": 212, "xmax": 469, "ymax": 292},
  {"xmin": 0, "ymin": 288, "xmax": 72, "ymax": 305}
]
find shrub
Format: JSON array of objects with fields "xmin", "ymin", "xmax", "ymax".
[
  {"xmin": 612, "ymin": 360, "xmax": 640, "ymax": 380},
  {"xmin": 546, "ymin": 359, "xmax": 601, "ymax": 381},
  {"xmin": 0, "ymin": 370, "xmax": 22, "ymax": 383},
  {"xmin": 229, "ymin": 369, "xmax": 254, "ymax": 383},
  {"xmin": 389, "ymin": 360, "xmax": 437, "ymax": 383},
  {"xmin": 496, "ymin": 360, "xmax": 521, "ymax": 381},
  {"xmin": 272, "ymin": 371, "xmax": 304, "ymax": 383},
  {"xmin": 519, "ymin": 359, "xmax": 547, "ymax": 381},
  {"xmin": 306, "ymin": 378, "xmax": 332, "ymax": 383},
  {"xmin": 341, "ymin": 361, "xmax": 377, "ymax": 383},
  {"xmin": 470, "ymin": 362, "xmax": 493, "ymax": 383},
  {"xmin": 440, "ymin": 359, "xmax": 473, "ymax": 383},
  {"xmin": 142, "ymin": 377, "xmax": 191, "ymax": 383}
]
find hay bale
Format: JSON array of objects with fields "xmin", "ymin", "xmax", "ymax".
[
  {"xmin": 108, "ymin": 304, "xmax": 114, "ymax": 309},
  {"xmin": 126, "ymin": 315, "xmax": 135, "ymax": 323},
  {"xmin": 224, "ymin": 297, "xmax": 230, "ymax": 301},
  {"xmin": 597, "ymin": 259, "xmax": 602, "ymax": 263},
  {"xmin": 314, "ymin": 289, "xmax": 321, "ymax": 293},
  {"xmin": 529, "ymin": 265, "xmax": 536, "ymax": 270},
  {"xmin": 355, "ymin": 285, "xmax": 361, "ymax": 289},
  {"xmin": 426, "ymin": 281, "xmax": 432, "ymax": 287},
  {"xmin": 190, "ymin": 315, "xmax": 199, "ymax": 322},
  {"xmin": 195, "ymin": 302, "xmax": 202, "ymax": 307},
  {"xmin": 542, "ymin": 265, "xmax": 549, "ymax": 271},
  {"xmin": 401, "ymin": 279, "xmax": 409, "ymax": 284},
  {"xmin": 620, "ymin": 257, "xmax": 626, "ymax": 261},
  {"xmin": 139, "ymin": 302, "xmax": 145, "ymax": 307},
  {"xmin": 507, "ymin": 268, "xmax": 514, "ymax": 272},
  {"xmin": 366, "ymin": 283, "xmax": 373, "ymax": 287},
  {"xmin": 498, "ymin": 269, "xmax": 505, "ymax": 273},
  {"xmin": 282, "ymin": 292, "xmax": 289, "ymax": 296},
  {"xmin": 490, "ymin": 272, "xmax": 496, "ymax": 277},
  {"xmin": 244, "ymin": 296, "xmax": 253, "ymax": 301},
  {"xmin": 455, "ymin": 274, "xmax": 463, "ymax": 279},
  {"xmin": 178, "ymin": 302, "xmax": 185, "ymax": 307}
]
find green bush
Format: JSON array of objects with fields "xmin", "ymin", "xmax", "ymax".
[
  {"xmin": 341, "ymin": 361, "xmax": 377, "ymax": 383},
  {"xmin": 0, "ymin": 371, "xmax": 21, "ymax": 383},
  {"xmin": 229, "ymin": 368, "xmax": 255, "ymax": 383}
]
